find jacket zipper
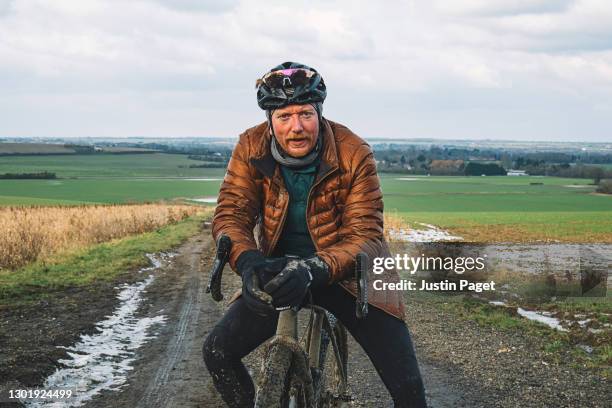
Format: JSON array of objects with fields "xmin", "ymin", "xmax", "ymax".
[{"xmin": 305, "ymin": 167, "xmax": 338, "ymax": 252}]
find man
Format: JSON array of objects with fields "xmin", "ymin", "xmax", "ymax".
[{"xmin": 203, "ymin": 62, "xmax": 427, "ymax": 407}]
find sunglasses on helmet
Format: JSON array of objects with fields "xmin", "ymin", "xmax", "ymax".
[{"xmin": 257, "ymin": 68, "xmax": 317, "ymax": 90}]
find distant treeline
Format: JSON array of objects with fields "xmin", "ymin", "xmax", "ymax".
[
  {"xmin": 519, "ymin": 163, "xmax": 612, "ymax": 181},
  {"xmin": 0, "ymin": 172, "xmax": 56, "ymax": 179},
  {"xmin": 187, "ymin": 154, "xmax": 228, "ymax": 163},
  {"xmin": 65, "ymin": 144, "xmax": 95, "ymax": 154},
  {"xmin": 129, "ymin": 143, "xmax": 233, "ymax": 158},
  {"xmin": 185, "ymin": 154, "xmax": 228, "ymax": 168},
  {"xmin": 0, "ymin": 143, "xmax": 157, "ymax": 156},
  {"xmin": 178, "ymin": 162, "xmax": 228, "ymax": 168},
  {"xmin": 186, "ymin": 163, "xmax": 227, "ymax": 168},
  {"xmin": 464, "ymin": 162, "xmax": 506, "ymax": 176},
  {"xmin": 374, "ymin": 146, "xmax": 612, "ymax": 179},
  {"xmin": 372, "ymin": 144, "xmax": 612, "ymax": 165},
  {"xmin": 0, "ymin": 152, "xmax": 75, "ymax": 156}
]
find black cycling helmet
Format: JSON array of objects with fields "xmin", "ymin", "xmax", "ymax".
[{"xmin": 256, "ymin": 62, "xmax": 326, "ymax": 110}]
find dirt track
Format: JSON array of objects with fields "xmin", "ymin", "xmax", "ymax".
[
  {"xmin": 78, "ymin": 229, "xmax": 467, "ymax": 408},
  {"xmin": 80, "ymin": 229, "xmax": 424, "ymax": 407},
  {"xmin": 2, "ymin": 228, "xmax": 608, "ymax": 407}
]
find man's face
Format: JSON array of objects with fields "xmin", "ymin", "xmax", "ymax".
[{"xmin": 271, "ymin": 104, "xmax": 319, "ymax": 158}]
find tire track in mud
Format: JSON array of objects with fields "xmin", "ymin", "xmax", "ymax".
[
  {"xmin": 86, "ymin": 230, "xmax": 227, "ymax": 408},
  {"xmin": 135, "ymin": 254, "xmax": 202, "ymax": 408}
]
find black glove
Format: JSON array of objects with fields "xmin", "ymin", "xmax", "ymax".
[
  {"xmin": 236, "ymin": 250, "xmax": 287, "ymax": 316},
  {"xmin": 263, "ymin": 256, "xmax": 330, "ymax": 310}
]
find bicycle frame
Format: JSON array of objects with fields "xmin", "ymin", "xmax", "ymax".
[{"xmin": 207, "ymin": 235, "xmax": 368, "ymax": 408}]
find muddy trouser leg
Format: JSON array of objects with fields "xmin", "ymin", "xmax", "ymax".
[
  {"xmin": 312, "ymin": 284, "xmax": 428, "ymax": 408},
  {"xmin": 202, "ymin": 297, "xmax": 278, "ymax": 408}
]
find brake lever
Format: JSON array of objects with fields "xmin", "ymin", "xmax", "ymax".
[
  {"xmin": 206, "ymin": 234, "xmax": 232, "ymax": 302},
  {"xmin": 355, "ymin": 252, "xmax": 369, "ymax": 319}
]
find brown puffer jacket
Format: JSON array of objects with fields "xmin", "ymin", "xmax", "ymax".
[{"xmin": 212, "ymin": 118, "xmax": 406, "ymax": 321}]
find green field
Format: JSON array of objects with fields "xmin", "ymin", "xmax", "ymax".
[
  {"xmin": 379, "ymin": 175, "xmax": 608, "ymax": 212},
  {"xmin": 1, "ymin": 154, "xmax": 611, "ymax": 242},
  {"xmin": 379, "ymin": 175, "xmax": 611, "ymax": 242},
  {"xmin": 0, "ymin": 153, "xmax": 224, "ymax": 205},
  {"xmin": 0, "ymin": 153, "xmax": 226, "ymax": 178},
  {"xmin": 0, "ymin": 178, "xmax": 222, "ymax": 205}
]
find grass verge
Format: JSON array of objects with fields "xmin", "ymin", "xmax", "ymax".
[
  {"xmin": 0, "ymin": 213, "xmax": 208, "ymax": 306},
  {"xmin": 433, "ymin": 294, "xmax": 611, "ymax": 378}
]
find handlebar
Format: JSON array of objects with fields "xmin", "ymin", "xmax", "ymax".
[
  {"xmin": 206, "ymin": 234, "xmax": 231, "ymax": 302},
  {"xmin": 206, "ymin": 235, "xmax": 369, "ymax": 319},
  {"xmin": 355, "ymin": 252, "xmax": 369, "ymax": 320}
]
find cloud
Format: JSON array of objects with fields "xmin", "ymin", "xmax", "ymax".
[
  {"xmin": 0, "ymin": 0, "xmax": 14, "ymax": 16},
  {"xmin": 0, "ymin": 0, "xmax": 610, "ymax": 141},
  {"xmin": 150, "ymin": 0, "xmax": 239, "ymax": 13},
  {"xmin": 433, "ymin": 0, "xmax": 575, "ymax": 16}
]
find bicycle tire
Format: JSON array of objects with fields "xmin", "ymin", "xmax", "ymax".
[
  {"xmin": 255, "ymin": 341, "xmax": 293, "ymax": 408},
  {"xmin": 256, "ymin": 336, "xmax": 315, "ymax": 408}
]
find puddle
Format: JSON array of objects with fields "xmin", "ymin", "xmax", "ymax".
[
  {"xmin": 141, "ymin": 252, "xmax": 177, "ymax": 271},
  {"xmin": 389, "ymin": 223, "xmax": 463, "ymax": 242},
  {"xmin": 27, "ymin": 253, "xmax": 171, "ymax": 407},
  {"xmin": 481, "ymin": 244, "xmax": 612, "ymax": 276}
]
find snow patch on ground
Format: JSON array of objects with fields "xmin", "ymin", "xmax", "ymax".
[
  {"xmin": 516, "ymin": 308, "xmax": 567, "ymax": 332},
  {"xmin": 28, "ymin": 253, "xmax": 171, "ymax": 407},
  {"xmin": 388, "ymin": 223, "xmax": 463, "ymax": 242},
  {"xmin": 189, "ymin": 197, "xmax": 218, "ymax": 203}
]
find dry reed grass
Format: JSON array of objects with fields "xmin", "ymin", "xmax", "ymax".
[
  {"xmin": 384, "ymin": 211, "xmax": 411, "ymax": 242},
  {"xmin": 0, "ymin": 204, "xmax": 209, "ymax": 271}
]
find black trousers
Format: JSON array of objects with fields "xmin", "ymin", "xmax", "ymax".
[{"xmin": 203, "ymin": 283, "xmax": 427, "ymax": 407}]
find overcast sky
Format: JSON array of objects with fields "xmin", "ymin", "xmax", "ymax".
[{"xmin": 1, "ymin": 0, "xmax": 611, "ymax": 142}]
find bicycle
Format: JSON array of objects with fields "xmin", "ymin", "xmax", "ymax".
[{"xmin": 207, "ymin": 235, "xmax": 369, "ymax": 408}]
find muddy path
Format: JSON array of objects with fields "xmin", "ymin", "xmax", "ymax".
[
  {"xmin": 0, "ymin": 228, "xmax": 457, "ymax": 407},
  {"xmin": 83, "ymin": 230, "xmax": 226, "ymax": 408},
  {"xmin": 3, "ymin": 228, "xmax": 607, "ymax": 407},
  {"xmin": 80, "ymin": 229, "xmax": 446, "ymax": 408},
  {"xmin": 79, "ymin": 229, "xmax": 462, "ymax": 408}
]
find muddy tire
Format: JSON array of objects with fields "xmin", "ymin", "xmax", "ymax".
[{"xmin": 255, "ymin": 342, "xmax": 293, "ymax": 408}]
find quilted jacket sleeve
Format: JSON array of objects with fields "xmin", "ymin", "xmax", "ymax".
[
  {"xmin": 211, "ymin": 132, "xmax": 261, "ymax": 271},
  {"xmin": 316, "ymin": 144, "xmax": 384, "ymax": 283}
]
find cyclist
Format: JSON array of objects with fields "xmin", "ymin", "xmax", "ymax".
[{"xmin": 203, "ymin": 62, "xmax": 427, "ymax": 408}]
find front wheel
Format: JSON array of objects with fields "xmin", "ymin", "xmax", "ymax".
[{"xmin": 256, "ymin": 336, "xmax": 315, "ymax": 408}]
